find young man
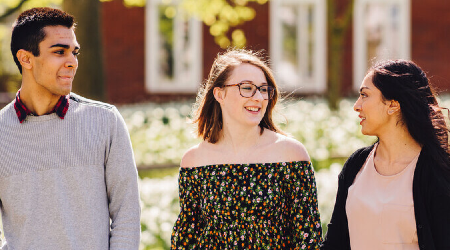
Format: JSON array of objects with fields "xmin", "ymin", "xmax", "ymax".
[{"xmin": 0, "ymin": 7, "xmax": 141, "ymax": 249}]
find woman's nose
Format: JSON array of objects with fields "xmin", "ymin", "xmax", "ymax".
[{"xmin": 353, "ymin": 98, "xmax": 361, "ymax": 112}]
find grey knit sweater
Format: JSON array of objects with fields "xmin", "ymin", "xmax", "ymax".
[{"xmin": 0, "ymin": 93, "xmax": 141, "ymax": 250}]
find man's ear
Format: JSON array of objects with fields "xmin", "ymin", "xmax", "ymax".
[
  {"xmin": 388, "ymin": 100, "xmax": 401, "ymax": 115},
  {"xmin": 16, "ymin": 49, "xmax": 33, "ymax": 70},
  {"xmin": 213, "ymin": 87, "xmax": 225, "ymax": 104}
]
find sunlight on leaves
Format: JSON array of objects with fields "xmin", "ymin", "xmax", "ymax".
[
  {"xmin": 123, "ymin": 0, "xmax": 146, "ymax": 7},
  {"xmin": 177, "ymin": 0, "xmax": 267, "ymax": 48},
  {"xmin": 235, "ymin": 0, "xmax": 248, "ymax": 6},
  {"xmin": 214, "ymin": 34, "xmax": 230, "ymax": 48},
  {"xmin": 22, "ymin": 0, "xmax": 62, "ymax": 9},
  {"xmin": 164, "ymin": 6, "xmax": 176, "ymax": 18},
  {"xmin": 231, "ymin": 29, "xmax": 246, "ymax": 48}
]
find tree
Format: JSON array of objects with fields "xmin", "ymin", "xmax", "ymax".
[
  {"xmin": 1, "ymin": 0, "xmax": 355, "ymax": 108},
  {"xmin": 327, "ymin": 0, "xmax": 354, "ymax": 110},
  {"xmin": 0, "ymin": 0, "xmax": 28, "ymax": 22},
  {"xmin": 63, "ymin": 0, "xmax": 104, "ymax": 100}
]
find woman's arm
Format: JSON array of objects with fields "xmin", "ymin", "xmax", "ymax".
[
  {"xmin": 171, "ymin": 168, "xmax": 204, "ymax": 249},
  {"xmin": 286, "ymin": 161, "xmax": 322, "ymax": 249}
]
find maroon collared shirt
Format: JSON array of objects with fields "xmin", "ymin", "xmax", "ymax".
[{"xmin": 13, "ymin": 90, "xmax": 69, "ymax": 123}]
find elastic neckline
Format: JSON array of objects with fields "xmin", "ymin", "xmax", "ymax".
[{"xmin": 181, "ymin": 160, "xmax": 311, "ymax": 170}]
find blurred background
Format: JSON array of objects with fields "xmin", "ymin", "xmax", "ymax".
[{"xmin": 1, "ymin": 0, "xmax": 450, "ymax": 249}]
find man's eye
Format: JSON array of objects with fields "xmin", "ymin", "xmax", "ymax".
[
  {"xmin": 73, "ymin": 52, "xmax": 80, "ymax": 56},
  {"xmin": 55, "ymin": 50, "xmax": 64, "ymax": 55}
]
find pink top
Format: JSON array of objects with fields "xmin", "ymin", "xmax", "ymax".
[{"xmin": 346, "ymin": 144, "xmax": 420, "ymax": 250}]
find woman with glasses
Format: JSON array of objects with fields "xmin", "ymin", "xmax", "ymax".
[
  {"xmin": 171, "ymin": 49, "xmax": 322, "ymax": 249},
  {"xmin": 321, "ymin": 60, "xmax": 450, "ymax": 250}
]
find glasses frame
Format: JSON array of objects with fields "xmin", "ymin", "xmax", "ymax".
[{"xmin": 222, "ymin": 81, "xmax": 275, "ymax": 100}]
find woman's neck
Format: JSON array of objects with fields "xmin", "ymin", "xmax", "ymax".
[
  {"xmin": 375, "ymin": 125, "xmax": 422, "ymax": 175},
  {"xmin": 219, "ymin": 124, "xmax": 263, "ymax": 154}
]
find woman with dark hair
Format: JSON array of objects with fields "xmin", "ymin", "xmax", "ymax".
[
  {"xmin": 171, "ymin": 49, "xmax": 322, "ymax": 249},
  {"xmin": 321, "ymin": 59, "xmax": 450, "ymax": 250}
]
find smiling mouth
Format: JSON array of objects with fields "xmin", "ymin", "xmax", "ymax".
[{"xmin": 245, "ymin": 107, "xmax": 260, "ymax": 112}]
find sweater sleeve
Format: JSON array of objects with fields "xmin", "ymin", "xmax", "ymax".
[
  {"xmin": 171, "ymin": 168, "xmax": 204, "ymax": 249},
  {"xmin": 429, "ymin": 188, "xmax": 450, "ymax": 249},
  {"xmin": 0, "ymin": 221, "xmax": 3, "ymax": 249},
  {"xmin": 284, "ymin": 161, "xmax": 322, "ymax": 249},
  {"xmin": 105, "ymin": 107, "xmax": 141, "ymax": 249}
]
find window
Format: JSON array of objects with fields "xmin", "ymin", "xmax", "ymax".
[
  {"xmin": 146, "ymin": 0, "xmax": 202, "ymax": 93},
  {"xmin": 270, "ymin": 0, "xmax": 326, "ymax": 93},
  {"xmin": 353, "ymin": 0, "xmax": 411, "ymax": 91}
]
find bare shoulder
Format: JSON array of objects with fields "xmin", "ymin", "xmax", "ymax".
[
  {"xmin": 273, "ymin": 133, "xmax": 311, "ymax": 162},
  {"xmin": 180, "ymin": 143, "xmax": 201, "ymax": 168},
  {"xmin": 180, "ymin": 141, "xmax": 211, "ymax": 168}
]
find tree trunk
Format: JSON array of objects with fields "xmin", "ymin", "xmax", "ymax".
[
  {"xmin": 326, "ymin": 0, "xmax": 354, "ymax": 110},
  {"xmin": 63, "ymin": 0, "xmax": 104, "ymax": 101}
]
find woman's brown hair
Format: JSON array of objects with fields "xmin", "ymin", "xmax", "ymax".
[{"xmin": 193, "ymin": 49, "xmax": 283, "ymax": 143}]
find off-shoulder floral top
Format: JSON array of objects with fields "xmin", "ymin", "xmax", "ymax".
[{"xmin": 171, "ymin": 161, "xmax": 322, "ymax": 249}]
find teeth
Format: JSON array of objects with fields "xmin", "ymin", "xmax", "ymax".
[{"xmin": 246, "ymin": 107, "xmax": 259, "ymax": 112}]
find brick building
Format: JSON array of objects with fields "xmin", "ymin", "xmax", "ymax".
[{"xmin": 101, "ymin": 0, "xmax": 450, "ymax": 104}]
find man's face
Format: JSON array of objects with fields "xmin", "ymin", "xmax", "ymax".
[{"xmin": 30, "ymin": 25, "xmax": 79, "ymax": 96}]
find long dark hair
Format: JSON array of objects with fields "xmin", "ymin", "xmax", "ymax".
[
  {"xmin": 371, "ymin": 59, "xmax": 450, "ymax": 189},
  {"xmin": 193, "ymin": 49, "xmax": 283, "ymax": 143}
]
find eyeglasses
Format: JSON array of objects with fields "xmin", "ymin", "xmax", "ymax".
[{"xmin": 222, "ymin": 81, "xmax": 275, "ymax": 100}]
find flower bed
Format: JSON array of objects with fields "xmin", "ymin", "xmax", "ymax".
[
  {"xmin": 2, "ymin": 96, "xmax": 449, "ymax": 249},
  {"xmin": 119, "ymin": 98, "xmax": 378, "ymax": 170}
]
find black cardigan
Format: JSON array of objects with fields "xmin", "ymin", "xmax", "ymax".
[{"xmin": 320, "ymin": 145, "xmax": 450, "ymax": 250}]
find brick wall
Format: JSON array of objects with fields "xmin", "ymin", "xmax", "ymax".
[
  {"xmin": 411, "ymin": 0, "xmax": 450, "ymax": 92},
  {"xmin": 101, "ymin": 1, "xmax": 147, "ymax": 103},
  {"xmin": 102, "ymin": 1, "xmax": 270, "ymax": 104},
  {"xmin": 101, "ymin": 1, "xmax": 450, "ymax": 103}
]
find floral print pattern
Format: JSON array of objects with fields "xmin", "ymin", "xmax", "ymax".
[{"xmin": 171, "ymin": 161, "xmax": 322, "ymax": 249}]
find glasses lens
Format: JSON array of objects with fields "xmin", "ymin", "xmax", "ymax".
[
  {"xmin": 260, "ymin": 86, "xmax": 274, "ymax": 100},
  {"xmin": 239, "ymin": 83, "xmax": 256, "ymax": 97}
]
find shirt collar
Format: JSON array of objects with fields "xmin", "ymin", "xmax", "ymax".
[{"xmin": 13, "ymin": 90, "xmax": 70, "ymax": 123}]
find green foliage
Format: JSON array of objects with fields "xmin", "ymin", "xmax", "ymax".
[
  {"xmin": 0, "ymin": 18, "xmax": 20, "ymax": 93},
  {"xmin": 109, "ymin": 0, "xmax": 268, "ymax": 48},
  {"xmin": 181, "ymin": 0, "xmax": 266, "ymax": 48},
  {"xmin": 0, "ymin": 0, "xmax": 62, "ymax": 19},
  {"xmin": 21, "ymin": 0, "xmax": 62, "ymax": 8},
  {"xmin": 0, "ymin": 0, "xmax": 63, "ymax": 94}
]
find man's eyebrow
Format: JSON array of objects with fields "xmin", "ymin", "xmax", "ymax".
[
  {"xmin": 50, "ymin": 44, "xmax": 69, "ymax": 49},
  {"xmin": 49, "ymin": 44, "xmax": 80, "ymax": 50}
]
